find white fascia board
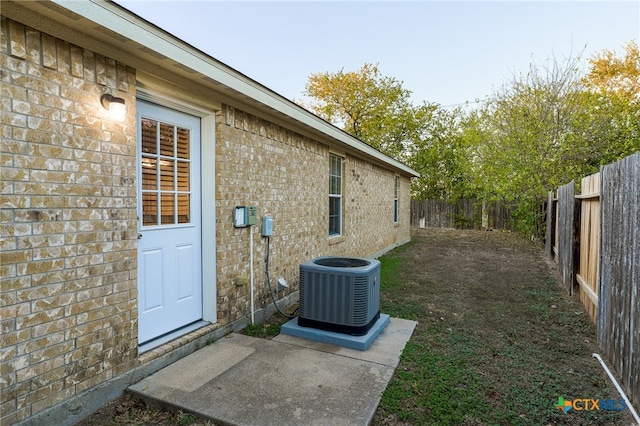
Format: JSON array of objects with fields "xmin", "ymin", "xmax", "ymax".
[{"xmin": 57, "ymin": 0, "xmax": 418, "ymax": 177}]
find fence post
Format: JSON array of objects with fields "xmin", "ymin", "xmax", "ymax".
[
  {"xmin": 573, "ymin": 197, "xmax": 582, "ymax": 296},
  {"xmin": 557, "ymin": 181, "xmax": 576, "ymax": 295},
  {"xmin": 545, "ymin": 191, "xmax": 555, "ymax": 257}
]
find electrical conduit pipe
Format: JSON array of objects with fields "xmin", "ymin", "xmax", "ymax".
[
  {"xmin": 592, "ymin": 353, "xmax": 640, "ymax": 425},
  {"xmin": 250, "ymin": 228, "xmax": 254, "ymax": 325}
]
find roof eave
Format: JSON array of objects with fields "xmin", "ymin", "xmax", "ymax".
[{"xmin": 7, "ymin": 0, "xmax": 420, "ymax": 177}]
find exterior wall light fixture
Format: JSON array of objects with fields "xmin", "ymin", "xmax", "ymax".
[{"xmin": 100, "ymin": 93, "xmax": 126, "ymax": 121}]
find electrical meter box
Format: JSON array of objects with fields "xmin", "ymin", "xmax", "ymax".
[
  {"xmin": 233, "ymin": 206, "xmax": 257, "ymax": 227},
  {"xmin": 246, "ymin": 206, "xmax": 257, "ymax": 225}
]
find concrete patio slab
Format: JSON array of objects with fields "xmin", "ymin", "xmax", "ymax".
[
  {"xmin": 274, "ymin": 317, "xmax": 416, "ymax": 368},
  {"xmin": 128, "ymin": 317, "xmax": 416, "ymax": 426}
]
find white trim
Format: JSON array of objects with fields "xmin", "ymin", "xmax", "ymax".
[
  {"xmin": 136, "ymin": 94, "xmax": 218, "ymax": 325},
  {"xmin": 329, "ymin": 153, "xmax": 343, "ymax": 238},
  {"xmin": 137, "ymin": 87, "xmax": 217, "ymax": 117},
  {"xmin": 201, "ymin": 113, "xmax": 217, "ymax": 322}
]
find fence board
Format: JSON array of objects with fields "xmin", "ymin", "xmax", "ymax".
[
  {"xmin": 411, "ymin": 199, "xmax": 514, "ymax": 230},
  {"xmin": 556, "ymin": 181, "xmax": 576, "ymax": 295},
  {"xmin": 488, "ymin": 200, "xmax": 510, "ymax": 230},
  {"xmin": 411, "ymin": 199, "xmax": 477, "ymax": 229},
  {"xmin": 598, "ymin": 152, "xmax": 639, "ymax": 411},
  {"xmin": 545, "ymin": 191, "xmax": 555, "ymax": 257},
  {"xmin": 576, "ymin": 173, "xmax": 600, "ymax": 323},
  {"xmin": 554, "ymin": 201, "xmax": 560, "ymax": 259}
]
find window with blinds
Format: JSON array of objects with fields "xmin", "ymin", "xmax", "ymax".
[
  {"xmin": 141, "ymin": 118, "xmax": 191, "ymax": 226},
  {"xmin": 394, "ymin": 176, "xmax": 399, "ymax": 223},
  {"xmin": 329, "ymin": 154, "xmax": 343, "ymax": 236}
]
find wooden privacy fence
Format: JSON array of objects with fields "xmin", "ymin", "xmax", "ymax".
[
  {"xmin": 577, "ymin": 173, "xmax": 600, "ymax": 322},
  {"xmin": 546, "ymin": 152, "xmax": 639, "ymax": 411},
  {"xmin": 411, "ymin": 199, "xmax": 514, "ymax": 230}
]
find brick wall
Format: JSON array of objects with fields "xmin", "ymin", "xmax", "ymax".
[
  {"xmin": 1, "ymin": 18, "xmax": 138, "ymax": 424},
  {"xmin": 215, "ymin": 106, "xmax": 411, "ymax": 324}
]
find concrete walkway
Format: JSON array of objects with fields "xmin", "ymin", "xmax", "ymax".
[{"xmin": 128, "ymin": 317, "xmax": 416, "ymax": 426}]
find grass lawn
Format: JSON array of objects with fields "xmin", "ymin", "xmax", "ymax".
[{"xmin": 372, "ymin": 228, "xmax": 634, "ymax": 426}]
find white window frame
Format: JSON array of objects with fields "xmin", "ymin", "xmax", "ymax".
[
  {"xmin": 329, "ymin": 153, "xmax": 343, "ymax": 237},
  {"xmin": 394, "ymin": 176, "xmax": 399, "ymax": 223}
]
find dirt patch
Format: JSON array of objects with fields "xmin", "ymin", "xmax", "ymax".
[{"xmin": 75, "ymin": 393, "xmax": 214, "ymax": 426}]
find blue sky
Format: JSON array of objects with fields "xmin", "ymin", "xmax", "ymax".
[{"xmin": 116, "ymin": 1, "xmax": 639, "ymax": 108}]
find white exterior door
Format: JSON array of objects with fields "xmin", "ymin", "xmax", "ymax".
[{"xmin": 137, "ymin": 101, "xmax": 202, "ymax": 344}]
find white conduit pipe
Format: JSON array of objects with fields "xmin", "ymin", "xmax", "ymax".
[
  {"xmin": 592, "ymin": 353, "xmax": 640, "ymax": 425},
  {"xmin": 250, "ymin": 228, "xmax": 255, "ymax": 325}
]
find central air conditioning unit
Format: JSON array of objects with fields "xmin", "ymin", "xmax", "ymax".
[{"xmin": 298, "ymin": 256, "xmax": 380, "ymax": 336}]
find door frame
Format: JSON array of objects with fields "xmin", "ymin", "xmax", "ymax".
[{"xmin": 136, "ymin": 89, "xmax": 217, "ymax": 328}]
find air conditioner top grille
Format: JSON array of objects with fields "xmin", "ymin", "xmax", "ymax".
[{"xmin": 313, "ymin": 257, "xmax": 370, "ymax": 268}]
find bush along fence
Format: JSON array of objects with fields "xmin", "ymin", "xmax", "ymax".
[
  {"xmin": 545, "ymin": 152, "xmax": 639, "ymax": 412},
  {"xmin": 410, "ymin": 199, "xmax": 515, "ymax": 230}
]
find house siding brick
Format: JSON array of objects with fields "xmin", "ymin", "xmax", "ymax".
[
  {"xmin": 214, "ymin": 106, "xmax": 411, "ymax": 325},
  {"xmin": 1, "ymin": 18, "xmax": 137, "ymax": 423}
]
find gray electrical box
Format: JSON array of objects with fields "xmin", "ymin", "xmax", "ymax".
[
  {"xmin": 261, "ymin": 216, "xmax": 273, "ymax": 236},
  {"xmin": 246, "ymin": 206, "xmax": 257, "ymax": 225}
]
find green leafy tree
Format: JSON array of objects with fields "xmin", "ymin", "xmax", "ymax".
[
  {"xmin": 301, "ymin": 43, "xmax": 639, "ymax": 238},
  {"xmin": 472, "ymin": 42, "xmax": 639, "ymax": 236},
  {"xmin": 302, "ymin": 63, "xmax": 478, "ymax": 199},
  {"xmin": 302, "ymin": 63, "xmax": 436, "ymax": 159},
  {"xmin": 409, "ymin": 107, "xmax": 478, "ymax": 200},
  {"xmin": 472, "ymin": 53, "xmax": 588, "ymax": 235}
]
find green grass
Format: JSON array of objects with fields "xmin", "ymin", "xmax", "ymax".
[
  {"xmin": 379, "ymin": 239, "xmax": 421, "ymax": 320},
  {"xmin": 374, "ymin": 232, "xmax": 632, "ymax": 426},
  {"xmin": 177, "ymin": 414, "xmax": 198, "ymax": 425},
  {"xmin": 242, "ymin": 322, "xmax": 281, "ymax": 339}
]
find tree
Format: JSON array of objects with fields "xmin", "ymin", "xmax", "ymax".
[
  {"xmin": 581, "ymin": 40, "xmax": 640, "ymax": 163},
  {"xmin": 409, "ymin": 107, "xmax": 478, "ymax": 200},
  {"xmin": 471, "ymin": 42, "xmax": 639, "ymax": 236},
  {"xmin": 584, "ymin": 40, "xmax": 640, "ymax": 102},
  {"xmin": 302, "ymin": 63, "xmax": 435, "ymax": 159},
  {"xmin": 468, "ymin": 53, "xmax": 591, "ymax": 235}
]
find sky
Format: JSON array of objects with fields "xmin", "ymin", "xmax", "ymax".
[{"xmin": 115, "ymin": 1, "xmax": 640, "ymax": 109}]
